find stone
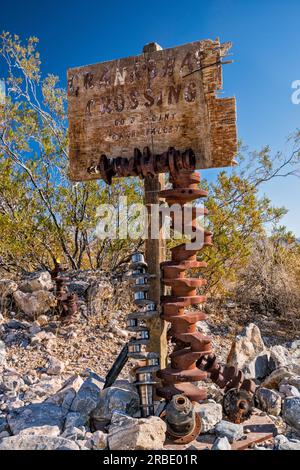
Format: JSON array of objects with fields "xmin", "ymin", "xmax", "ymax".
[
  {"xmin": 0, "ymin": 435, "xmax": 80, "ymax": 450},
  {"xmin": 70, "ymin": 372, "xmax": 104, "ymax": 420},
  {"xmin": 227, "ymin": 323, "xmax": 265, "ymax": 369},
  {"xmin": 29, "ymin": 324, "xmax": 41, "ymax": 335},
  {"xmin": 282, "ymin": 397, "xmax": 300, "ymax": 432},
  {"xmin": 91, "ymin": 382, "xmax": 140, "ymax": 429},
  {"xmin": 0, "ymin": 372, "xmax": 24, "ymax": 393},
  {"xmin": 108, "ymin": 414, "xmax": 166, "ymax": 450},
  {"xmin": 274, "ymin": 434, "xmax": 300, "ymax": 450},
  {"xmin": 215, "ymin": 420, "xmax": 244, "ymax": 443},
  {"xmin": 269, "ymin": 345, "xmax": 292, "ymax": 371},
  {"xmin": 36, "ymin": 315, "xmax": 48, "ymax": 326},
  {"xmin": 86, "ymin": 281, "xmax": 113, "ymax": 316},
  {"xmin": 23, "ymin": 376, "xmax": 62, "ymax": 403},
  {"xmin": 194, "ymin": 400, "xmax": 222, "ymax": 433},
  {"xmin": 30, "ymin": 330, "xmax": 56, "ymax": 345},
  {"xmin": 211, "ymin": 436, "xmax": 231, "ymax": 450},
  {"xmin": 0, "ymin": 279, "xmax": 18, "ymax": 296},
  {"xmin": 279, "ymin": 376, "xmax": 300, "ymax": 392},
  {"xmin": 91, "ymin": 430, "xmax": 108, "ymax": 449},
  {"xmin": 0, "ymin": 340, "xmax": 6, "ymax": 366},
  {"xmin": 243, "ymin": 351, "xmax": 271, "ymax": 380},
  {"xmin": 13, "ymin": 290, "xmax": 57, "ymax": 317},
  {"xmin": 18, "ymin": 425, "xmax": 61, "ymax": 437},
  {"xmin": 7, "ymin": 403, "xmax": 65, "ymax": 436},
  {"xmin": 46, "ymin": 375, "xmax": 83, "ymax": 410},
  {"xmin": 262, "ymin": 365, "xmax": 300, "ymax": 389},
  {"xmin": 68, "ymin": 281, "xmax": 90, "ymax": 297},
  {"xmin": 255, "ymin": 388, "xmax": 282, "ymax": 416},
  {"xmin": 46, "ymin": 356, "xmax": 65, "ymax": 375},
  {"xmin": 19, "ymin": 271, "xmax": 53, "ymax": 293},
  {"xmin": 279, "ymin": 384, "xmax": 300, "ymax": 398},
  {"xmin": 63, "ymin": 412, "xmax": 87, "ymax": 430},
  {"xmin": 61, "ymin": 426, "xmax": 86, "ymax": 441}
]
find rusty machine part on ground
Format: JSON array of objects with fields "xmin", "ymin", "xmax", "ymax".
[
  {"xmin": 98, "ymin": 147, "xmax": 257, "ymax": 434},
  {"xmin": 127, "ymin": 252, "xmax": 160, "ymax": 417},
  {"xmin": 162, "ymin": 394, "xmax": 202, "ymax": 445},
  {"xmin": 51, "ymin": 261, "xmax": 78, "ymax": 322}
]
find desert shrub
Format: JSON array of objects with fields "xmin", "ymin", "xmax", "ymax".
[{"xmin": 235, "ymin": 234, "xmax": 300, "ymax": 317}]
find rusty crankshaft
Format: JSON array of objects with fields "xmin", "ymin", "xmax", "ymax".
[
  {"xmin": 87, "ymin": 146, "xmax": 196, "ymax": 184},
  {"xmin": 155, "ymin": 159, "xmax": 256, "ymax": 422}
]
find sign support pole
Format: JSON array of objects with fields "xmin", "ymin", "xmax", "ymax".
[{"xmin": 143, "ymin": 42, "xmax": 168, "ymax": 372}]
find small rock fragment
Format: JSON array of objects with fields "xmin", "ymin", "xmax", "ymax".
[{"xmin": 211, "ymin": 436, "xmax": 231, "ymax": 450}]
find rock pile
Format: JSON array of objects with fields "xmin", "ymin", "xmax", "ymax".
[{"xmin": 0, "ymin": 269, "xmax": 299, "ymax": 450}]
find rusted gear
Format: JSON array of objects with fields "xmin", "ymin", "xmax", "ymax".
[
  {"xmin": 88, "ymin": 147, "xmax": 196, "ymax": 184},
  {"xmin": 196, "ymin": 353, "xmax": 256, "ymax": 422},
  {"xmin": 223, "ymin": 388, "xmax": 254, "ymax": 423},
  {"xmin": 161, "ymin": 394, "xmax": 202, "ymax": 445},
  {"xmin": 157, "ymin": 168, "xmax": 212, "ymax": 402}
]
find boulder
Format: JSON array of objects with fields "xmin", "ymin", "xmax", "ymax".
[
  {"xmin": 70, "ymin": 372, "xmax": 104, "ymax": 420},
  {"xmin": 215, "ymin": 420, "xmax": 244, "ymax": 443},
  {"xmin": 274, "ymin": 434, "xmax": 300, "ymax": 450},
  {"xmin": 279, "ymin": 384, "xmax": 300, "ymax": 398},
  {"xmin": 282, "ymin": 397, "xmax": 300, "ymax": 432},
  {"xmin": 211, "ymin": 436, "xmax": 231, "ymax": 450},
  {"xmin": 46, "ymin": 375, "xmax": 83, "ymax": 410},
  {"xmin": 19, "ymin": 271, "xmax": 53, "ymax": 293},
  {"xmin": 68, "ymin": 281, "xmax": 90, "ymax": 297},
  {"xmin": 243, "ymin": 351, "xmax": 271, "ymax": 380},
  {"xmin": 227, "ymin": 323, "xmax": 265, "ymax": 369},
  {"xmin": 262, "ymin": 365, "xmax": 300, "ymax": 390},
  {"xmin": 279, "ymin": 376, "xmax": 300, "ymax": 392},
  {"xmin": 63, "ymin": 412, "xmax": 87, "ymax": 430},
  {"xmin": 0, "ymin": 435, "xmax": 80, "ymax": 450},
  {"xmin": 46, "ymin": 356, "xmax": 65, "ymax": 376},
  {"xmin": 91, "ymin": 382, "xmax": 140, "ymax": 429},
  {"xmin": 108, "ymin": 413, "xmax": 166, "ymax": 450},
  {"xmin": 13, "ymin": 290, "xmax": 57, "ymax": 317},
  {"xmin": 255, "ymin": 388, "xmax": 282, "ymax": 416},
  {"xmin": 7, "ymin": 403, "xmax": 65, "ymax": 436},
  {"xmin": 194, "ymin": 400, "xmax": 222, "ymax": 433}
]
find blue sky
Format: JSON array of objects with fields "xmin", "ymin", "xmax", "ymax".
[{"xmin": 1, "ymin": 0, "xmax": 300, "ymax": 235}]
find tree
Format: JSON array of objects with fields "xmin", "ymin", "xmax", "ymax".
[{"xmin": 0, "ymin": 32, "xmax": 143, "ymax": 273}]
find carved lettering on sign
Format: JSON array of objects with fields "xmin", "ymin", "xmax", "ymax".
[{"xmin": 68, "ymin": 39, "xmax": 237, "ymax": 181}]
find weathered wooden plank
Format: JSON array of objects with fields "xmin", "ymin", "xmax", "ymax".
[
  {"xmin": 68, "ymin": 39, "xmax": 237, "ymax": 181},
  {"xmin": 144, "ymin": 172, "xmax": 168, "ymax": 370}
]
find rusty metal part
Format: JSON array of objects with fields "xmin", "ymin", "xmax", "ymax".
[
  {"xmin": 51, "ymin": 261, "xmax": 78, "ymax": 322},
  {"xmin": 88, "ymin": 147, "xmax": 196, "ymax": 184},
  {"xmin": 223, "ymin": 388, "xmax": 254, "ymax": 424},
  {"xmin": 157, "ymin": 166, "xmax": 256, "ymax": 424},
  {"xmin": 157, "ymin": 169, "xmax": 211, "ymax": 403},
  {"xmin": 161, "ymin": 394, "xmax": 201, "ymax": 444},
  {"xmin": 127, "ymin": 252, "xmax": 160, "ymax": 417},
  {"xmin": 196, "ymin": 353, "xmax": 257, "ymax": 422}
]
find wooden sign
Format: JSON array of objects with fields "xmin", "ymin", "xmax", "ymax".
[{"xmin": 68, "ymin": 39, "xmax": 237, "ymax": 181}]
